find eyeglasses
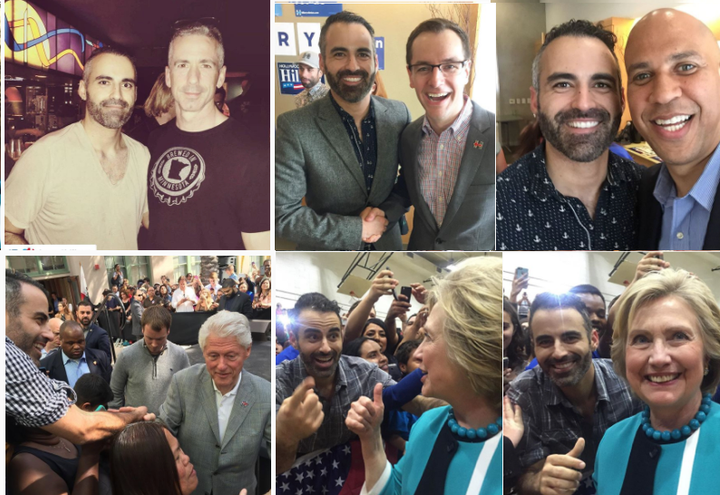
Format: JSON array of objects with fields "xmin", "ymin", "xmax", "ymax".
[
  {"xmin": 171, "ymin": 17, "xmax": 220, "ymax": 31},
  {"xmin": 408, "ymin": 60, "xmax": 468, "ymax": 77},
  {"xmin": 95, "ymin": 405, "xmax": 107, "ymax": 412}
]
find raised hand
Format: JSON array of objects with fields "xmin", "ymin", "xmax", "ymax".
[
  {"xmin": 346, "ymin": 383, "xmax": 384, "ymax": 440},
  {"xmin": 633, "ymin": 251, "xmax": 670, "ymax": 284},
  {"xmin": 277, "ymin": 377, "xmax": 324, "ymax": 442},
  {"xmin": 538, "ymin": 438, "xmax": 586, "ymax": 495},
  {"xmin": 369, "ymin": 270, "xmax": 398, "ymax": 300},
  {"xmin": 502, "ymin": 396, "xmax": 524, "ymax": 448}
]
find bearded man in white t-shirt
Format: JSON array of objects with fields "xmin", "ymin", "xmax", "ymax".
[{"xmin": 5, "ymin": 47, "xmax": 150, "ymax": 249}]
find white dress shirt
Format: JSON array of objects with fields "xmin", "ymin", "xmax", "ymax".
[
  {"xmin": 172, "ymin": 287, "xmax": 197, "ymax": 312},
  {"xmin": 212, "ymin": 372, "xmax": 242, "ymax": 442}
]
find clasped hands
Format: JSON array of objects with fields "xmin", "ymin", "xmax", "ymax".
[{"xmin": 360, "ymin": 207, "xmax": 388, "ymax": 244}]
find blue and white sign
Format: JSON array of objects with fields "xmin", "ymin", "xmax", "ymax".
[
  {"xmin": 274, "ymin": 22, "xmax": 297, "ymax": 56},
  {"xmin": 278, "ymin": 62, "xmax": 305, "ymax": 95},
  {"xmin": 275, "ymin": 4, "xmax": 283, "ymax": 16},
  {"xmin": 375, "ymin": 37, "xmax": 384, "ymax": 70},
  {"xmin": 297, "ymin": 23, "xmax": 322, "ymax": 52},
  {"xmin": 295, "ymin": 4, "xmax": 343, "ymax": 17}
]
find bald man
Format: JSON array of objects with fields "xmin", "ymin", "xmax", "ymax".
[
  {"xmin": 40, "ymin": 321, "xmax": 112, "ymax": 386},
  {"xmin": 626, "ymin": 9, "xmax": 720, "ymax": 249}
]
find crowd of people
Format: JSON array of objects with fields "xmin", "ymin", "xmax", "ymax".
[
  {"xmin": 502, "ymin": 252, "xmax": 720, "ymax": 494},
  {"xmin": 6, "ymin": 268, "xmax": 271, "ymax": 495},
  {"xmin": 99, "ymin": 261, "xmax": 271, "ymax": 346},
  {"xmin": 276, "ymin": 257, "xmax": 502, "ymax": 493}
]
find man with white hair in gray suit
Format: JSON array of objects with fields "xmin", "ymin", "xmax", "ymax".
[{"xmin": 159, "ymin": 311, "xmax": 270, "ymax": 495}]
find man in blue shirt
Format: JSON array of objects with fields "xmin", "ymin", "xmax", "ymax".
[
  {"xmin": 626, "ymin": 9, "xmax": 720, "ymax": 249},
  {"xmin": 40, "ymin": 320, "xmax": 112, "ymax": 386}
]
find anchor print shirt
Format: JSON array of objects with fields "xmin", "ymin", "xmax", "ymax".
[{"xmin": 496, "ymin": 144, "xmax": 642, "ymax": 251}]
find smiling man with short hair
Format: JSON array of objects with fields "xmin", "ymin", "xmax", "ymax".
[
  {"xmin": 508, "ymin": 293, "xmax": 640, "ymax": 495},
  {"xmin": 497, "ymin": 20, "xmax": 643, "ymax": 251},
  {"xmin": 381, "ymin": 18, "xmax": 495, "ymax": 250},
  {"xmin": 276, "ymin": 11, "xmax": 411, "ymax": 250},
  {"xmin": 6, "ymin": 47, "xmax": 150, "ymax": 248},
  {"xmin": 144, "ymin": 21, "xmax": 270, "ymax": 250},
  {"xmin": 626, "ymin": 9, "xmax": 720, "ymax": 250},
  {"xmin": 160, "ymin": 310, "xmax": 270, "ymax": 495}
]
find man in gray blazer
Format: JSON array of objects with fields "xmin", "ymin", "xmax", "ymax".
[
  {"xmin": 159, "ymin": 311, "xmax": 270, "ymax": 495},
  {"xmin": 276, "ymin": 11, "xmax": 411, "ymax": 251},
  {"xmin": 381, "ymin": 19, "xmax": 496, "ymax": 250}
]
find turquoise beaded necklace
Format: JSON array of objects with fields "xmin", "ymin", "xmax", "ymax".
[{"xmin": 641, "ymin": 393, "xmax": 712, "ymax": 442}]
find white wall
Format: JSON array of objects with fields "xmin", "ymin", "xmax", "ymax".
[
  {"xmin": 544, "ymin": 1, "xmax": 720, "ymax": 30},
  {"xmin": 503, "ymin": 252, "xmax": 720, "ymax": 304}
]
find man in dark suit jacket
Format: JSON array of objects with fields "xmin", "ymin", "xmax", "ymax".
[
  {"xmin": 75, "ymin": 299, "xmax": 112, "ymax": 361},
  {"xmin": 625, "ymin": 9, "xmax": 720, "ymax": 250},
  {"xmin": 276, "ymin": 11, "xmax": 411, "ymax": 251},
  {"xmin": 40, "ymin": 321, "xmax": 112, "ymax": 386},
  {"xmin": 381, "ymin": 19, "xmax": 495, "ymax": 250},
  {"xmin": 217, "ymin": 279, "xmax": 253, "ymax": 320}
]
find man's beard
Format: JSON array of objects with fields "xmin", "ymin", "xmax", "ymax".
[
  {"xmin": 537, "ymin": 105, "xmax": 621, "ymax": 162},
  {"xmin": 543, "ymin": 351, "xmax": 592, "ymax": 388},
  {"xmin": 301, "ymin": 76, "xmax": 320, "ymax": 90},
  {"xmin": 325, "ymin": 68, "xmax": 375, "ymax": 103},
  {"xmin": 87, "ymin": 98, "xmax": 133, "ymax": 129},
  {"xmin": 300, "ymin": 349, "xmax": 340, "ymax": 379},
  {"xmin": 79, "ymin": 316, "xmax": 92, "ymax": 327}
]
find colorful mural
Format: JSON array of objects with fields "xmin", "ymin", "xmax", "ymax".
[{"xmin": 4, "ymin": 0, "xmax": 104, "ymax": 76}]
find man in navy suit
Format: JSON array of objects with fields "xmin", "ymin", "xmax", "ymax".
[
  {"xmin": 625, "ymin": 9, "xmax": 720, "ymax": 249},
  {"xmin": 40, "ymin": 320, "xmax": 112, "ymax": 386},
  {"xmin": 75, "ymin": 299, "xmax": 112, "ymax": 361}
]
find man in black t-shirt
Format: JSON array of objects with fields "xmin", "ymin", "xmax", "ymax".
[{"xmin": 142, "ymin": 21, "xmax": 270, "ymax": 249}]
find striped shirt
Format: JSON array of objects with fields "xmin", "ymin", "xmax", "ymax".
[
  {"xmin": 276, "ymin": 355, "xmax": 395, "ymax": 455},
  {"xmin": 6, "ymin": 336, "xmax": 76, "ymax": 427},
  {"xmin": 418, "ymin": 95, "xmax": 473, "ymax": 225},
  {"xmin": 507, "ymin": 359, "xmax": 642, "ymax": 491}
]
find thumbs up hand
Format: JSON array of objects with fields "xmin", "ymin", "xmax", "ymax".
[
  {"xmin": 537, "ymin": 438, "xmax": 586, "ymax": 495},
  {"xmin": 345, "ymin": 382, "xmax": 385, "ymax": 440}
]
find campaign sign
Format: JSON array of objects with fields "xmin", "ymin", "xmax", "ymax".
[
  {"xmin": 295, "ymin": 4, "xmax": 343, "ymax": 17},
  {"xmin": 278, "ymin": 62, "xmax": 304, "ymax": 95},
  {"xmin": 376, "ymin": 37, "xmax": 385, "ymax": 70}
]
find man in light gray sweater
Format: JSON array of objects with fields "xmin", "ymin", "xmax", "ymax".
[{"xmin": 109, "ymin": 306, "xmax": 190, "ymax": 414}]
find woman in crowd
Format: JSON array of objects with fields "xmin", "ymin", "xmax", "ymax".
[
  {"xmin": 196, "ymin": 289, "xmax": 218, "ymax": 312},
  {"xmin": 159, "ymin": 284, "xmax": 172, "ymax": 310},
  {"xmin": 253, "ymin": 278, "xmax": 272, "ymax": 319},
  {"xmin": 503, "ymin": 300, "xmax": 528, "ymax": 386},
  {"xmin": 347, "ymin": 257, "xmax": 502, "ymax": 494},
  {"xmin": 111, "ymin": 422, "xmax": 196, "ymax": 495},
  {"xmin": 55, "ymin": 301, "xmax": 75, "ymax": 322},
  {"xmin": 112, "ymin": 423, "xmax": 253, "ymax": 495},
  {"xmin": 7, "ymin": 417, "xmax": 103, "ymax": 495},
  {"xmin": 362, "ymin": 318, "xmax": 402, "ymax": 380},
  {"xmin": 344, "ymin": 336, "xmax": 390, "ymax": 373},
  {"xmin": 594, "ymin": 268, "xmax": 720, "ymax": 494}
]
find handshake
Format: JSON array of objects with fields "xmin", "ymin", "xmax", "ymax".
[{"xmin": 360, "ymin": 207, "xmax": 389, "ymax": 244}]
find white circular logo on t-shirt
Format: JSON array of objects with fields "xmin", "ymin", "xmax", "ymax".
[{"xmin": 150, "ymin": 147, "xmax": 206, "ymax": 206}]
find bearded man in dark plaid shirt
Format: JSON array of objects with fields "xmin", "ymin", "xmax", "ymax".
[
  {"xmin": 6, "ymin": 269, "xmax": 153, "ymax": 444},
  {"xmin": 276, "ymin": 292, "xmax": 438, "ymax": 475},
  {"xmin": 507, "ymin": 293, "xmax": 642, "ymax": 495}
]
